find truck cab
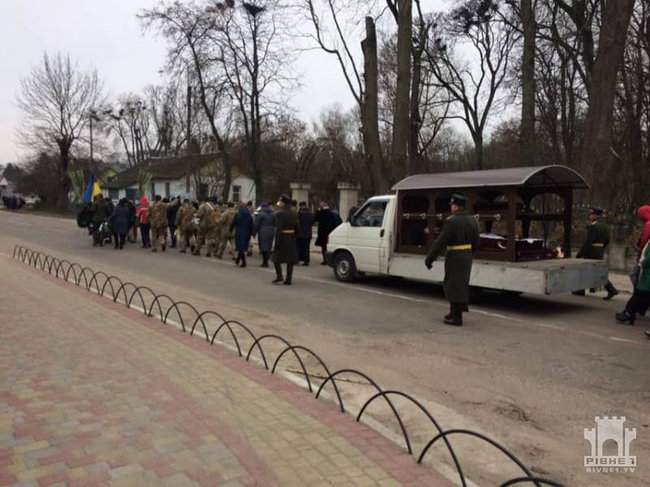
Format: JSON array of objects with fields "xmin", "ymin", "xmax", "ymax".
[{"xmin": 327, "ymin": 196, "xmax": 395, "ymax": 280}]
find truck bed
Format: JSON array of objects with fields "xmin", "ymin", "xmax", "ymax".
[{"xmin": 388, "ymin": 254, "xmax": 609, "ymax": 295}]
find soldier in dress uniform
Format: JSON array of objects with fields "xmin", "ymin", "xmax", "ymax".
[
  {"xmin": 424, "ymin": 194, "xmax": 480, "ymax": 326},
  {"xmin": 192, "ymin": 198, "xmax": 216, "ymax": 256},
  {"xmin": 175, "ymin": 199, "xmax": 196, "ymax": 253},
  {"xmin": 574, "ymin": 207, "xmax": 618, "ymax": 299},
  {"xmin": 149, "ymin": 195, "xmax": 170, "ymax": 253},
  {"xmin": 272, "ymin": 195, "xmax": 299, "ymax": 285}
]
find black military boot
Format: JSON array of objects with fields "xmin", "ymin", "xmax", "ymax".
[
  {"xmin": 273, "ymin": 263, "xmax": 284, "ymax": 284},
  {"xmin": 603, "ymin": 282, "xmax": 619, "ymax": 301},
  {"xmin": 284, "ymin": 264, "xmax": 293, "ymax": 285},
  {"xmin": 444, "ymin": 304, "xmax": 463, "ymax": 326}
]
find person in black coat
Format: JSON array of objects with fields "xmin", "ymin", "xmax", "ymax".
[
  {"xmin": 296, "ymin": 202, "xmax": 314, "ymax": 265},
  {"xmin": 314, "ymin": 201, "xmax": 341, "ymax": 264},
  {"xmin": 273, "ymin": 195, "xmax": 299, "ymax": 285},
  {"xmin": 167, "ymin": 196, "xmax": 181, "ymax": 248},
  {"xmin": 110, "ymin": 198, "xmax": 130, "ymax": 250},
  {"xmin": 230, "ymin": 202, "xmax": 255, "ymax": 268}
]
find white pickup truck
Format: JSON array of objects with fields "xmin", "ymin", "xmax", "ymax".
[{"xmin": 325, "ymin": 194, "xmax": 609, "ymax": 296}]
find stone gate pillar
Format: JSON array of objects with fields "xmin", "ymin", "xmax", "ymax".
[
  {"xmin": 337, "ymin": 182, "xmax": 361, "ymax": 221},
  {"xmin": 290, "ymin": 182, "xmax": 311, "ymax": 206}
]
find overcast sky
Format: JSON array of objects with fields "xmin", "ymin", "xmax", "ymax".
[{"xmin": 0, "ymin": 0, "xmax": 449, "ymax": 165}]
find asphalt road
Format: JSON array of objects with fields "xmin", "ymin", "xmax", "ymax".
[{"xmin": 2, "ymin": 209, "xmax": 649, "ymax": 486}]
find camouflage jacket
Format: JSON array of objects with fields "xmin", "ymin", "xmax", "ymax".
[{"xmin": 149, "ymin": 202, "xmax": 168, "ymax": 229}]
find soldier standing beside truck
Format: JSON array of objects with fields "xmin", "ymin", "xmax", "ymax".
[
  {"xmin": 424, "ymin": 194, "xmax": 480, "ymax": 327},
  {"xmin": 573, "ymin": 207, "xmax": 618, "ymax": 300}
]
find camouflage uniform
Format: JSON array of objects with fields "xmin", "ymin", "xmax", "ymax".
[
  {"xmin": 175, "ymin": 202, "xmax": 196, "ymax": 253},
  {"xmin": 193, "ymin": 201, "xmax": 216, "ymax": 256},
  {"xmin": 205, "ymin": 206, "xmax": 224, "ymax": 257},
  {"xmin": 149, "ymin": 200, "xmax": 169, "ymax": 252},
  {"xmin": 215, "ymin": 205, "xmax": 237, "ymax": 259}
]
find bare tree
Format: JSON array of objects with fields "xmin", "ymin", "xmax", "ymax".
[
  {"xmin": 16, "ymin": 52, "xmax": 104, "ymax": 208},
  {"xmin": 215, "ymin": 0, "xmax": 296, "ymax": 200},
  {"xmin": 425, "ymin": 1, "xmax": 518, "ymax": 170},
  {"xmin": 385, "ymin": 0, "xmax": 412, "ymax": 175},
  {"xmin": 520, "ymin": 0, "xmax": 536, "ymax": 165},
  {"xmin": 579, "ymin": 0, "xmax": 635, "ymax": 202},
  {"xmin": 140, "ymin": 1, "xmax": 235, "ymax": 201},
  {"xmin": 304, "ymin": 0, "xmax": 388, "ymax": 193}
]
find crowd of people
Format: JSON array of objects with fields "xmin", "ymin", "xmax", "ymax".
[{"xmin": 79, "ymin": 193, "xmax": 342, "ymax": 286}]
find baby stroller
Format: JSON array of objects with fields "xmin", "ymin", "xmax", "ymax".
[{"xmin": 90, "ymin": 220, "xmax": 112, "ymax": 247}]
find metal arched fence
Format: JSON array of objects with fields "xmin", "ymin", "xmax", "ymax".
[{"xmin": 12, "ymin": 245, "xmax": 564, "ymax": 487}]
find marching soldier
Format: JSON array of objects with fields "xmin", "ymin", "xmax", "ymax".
[
  {"xmin": 215, "ymin": 202, "xmax": 237, "ymax": 259},
  {"xmin": 424, "ymin": 194, "xmax": 480, "ymax": 326},
  {"xmin": 149, "ymin": 195, "xmax": 170, "ymax": 253},
  {"xmin": 175, "ymin": 199, "xmax": 196, "ymax": 254},
  {"xmin": 205, "ymin": 203, "xmax": 224, "ymax": 258},
  {"xmin": 574, "ymin": 207, "xmax": 618, "ymax": 300},
  {"xmin": 272, "ymin": 195, "xmax": 299, "ymax": 285},
  {"xmin": 192, "ymin": 198, "xmax": 217, "ymax": 256}
]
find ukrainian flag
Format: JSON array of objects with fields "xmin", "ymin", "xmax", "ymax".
[{"xmin": 82, "ymin": 175, "xmax": 103, "ymax": 203}]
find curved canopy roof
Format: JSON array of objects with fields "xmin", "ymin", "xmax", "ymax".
[{"xmin": 392, "ymin": 165, "xmax": 589, "ymax": 192}]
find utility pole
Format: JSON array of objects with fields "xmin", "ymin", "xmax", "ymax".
[
  {"xmin": 186, "ymin": 68, "xmax": 192, "ymax": 155},
  {"xmin": 89, "ymin": 109, "xmax": 100, "ymax": 164}
]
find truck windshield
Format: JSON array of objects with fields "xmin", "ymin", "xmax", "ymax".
[{"xmin": 354, "ymin": 200, "xmax": 387, "ymax": 227}]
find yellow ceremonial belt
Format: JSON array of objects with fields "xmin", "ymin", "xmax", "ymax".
[
  {"xmin": 592, "ymin": 243, "xmax": 605, "ymax": 248},
  {"xmin": 280, "ymin": 230, "xmax": 296, "ymax": 234},
  {"xmin": 448, "ymin": 244, "xmax": 472, "ymax": 251}
]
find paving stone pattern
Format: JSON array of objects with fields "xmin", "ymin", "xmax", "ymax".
[{"xmin": 0, "ymin": 258, "xmax": 448, "ymax": 487}]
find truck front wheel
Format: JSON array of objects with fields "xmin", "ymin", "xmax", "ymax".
[{"xmin": 333, "ymin": 252, "xmax": 358, "ymax": 282}]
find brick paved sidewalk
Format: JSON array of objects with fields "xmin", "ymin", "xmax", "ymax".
[{"xmin": 0, "ymin": 257, "xmax": 449, "ymax": 487}]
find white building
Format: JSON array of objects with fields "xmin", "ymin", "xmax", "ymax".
[{"xmin": 103, "ymin": 154, "xmax": 256, "ymax": 204}]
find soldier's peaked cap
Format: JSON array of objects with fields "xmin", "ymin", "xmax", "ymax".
[{"xmin": 450, "ymin": 194, "xmax": 467, "ymax": 207}]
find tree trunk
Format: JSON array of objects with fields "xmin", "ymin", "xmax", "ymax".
[
  {"xmin": 57, "ymin": 140, "xmax": 72, "ymax": 209},
  {"xmin": 361, "ymin": 17, "xmax": 387, "ymax": 194},
  {"xmin": 521, "ymin": 0, "xmax": 536, "ymax": 166},
  {"xmin": 408, "ymin": 21, "xmax": 426, "ymax": 176},
  {"xmin": 391, "ymin": 0, "xmax": 412, "ymax": 178},
  {"xmin": 579, "ymin": 0, "xmax": 635, "ymax": 203}
]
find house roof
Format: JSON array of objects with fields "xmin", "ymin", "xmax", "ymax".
[
  {"xmin": 392, "ymin": 165, "xmax": 589, "ymax": 192},
  {"xmin": 104, "ymin": 154, "xmax": 224, "ymax": 189}
]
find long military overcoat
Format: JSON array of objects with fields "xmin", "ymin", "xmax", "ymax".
[
  {"xmin": 273, "ymin": 208, "xmax": 299, "ymax": 264},
  {"xmin": 576, "ymin": 221, "xmax": 610, "ymax": 260},
  {"xmin": 426, "ymin": 211, "xmax": 480, "ymax": 305}
]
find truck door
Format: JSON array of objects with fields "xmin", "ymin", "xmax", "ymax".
[{"xmin": 348, "ymin": 199, "xmax": 388, "ymax": 273}]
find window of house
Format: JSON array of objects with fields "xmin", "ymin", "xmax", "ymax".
[
  {"xmin": 126, "ymin": 188, "xmax": 137, "ymax": 201},
  {"xmin": 232, "ymin": 185, "xmax": 241, "ymax": 203},
  {"xmin": 185, "ymin": 175, "xmax": 191, "ymax": 194},
  {"xmin": 108, "ymin": 189, "xmax": 119, "ymax": 201},
  {"xmin": 151, "ymin": 182, "xmax": 156, "ymax": 197},
  {"xmin": 353, "ymin": 200, "xmax": 387, "ymax": 227},
  {"xmin": 165, "ymin": 182, "xmax": 171, "ymax": 198}
]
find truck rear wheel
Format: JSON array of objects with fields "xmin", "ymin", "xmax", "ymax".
[{"xmin": 333, "ymin": 252, "xmax": 358, "ymax": 282}]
